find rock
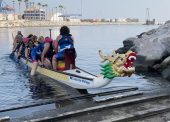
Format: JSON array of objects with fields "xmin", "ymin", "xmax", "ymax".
[
  {"xmin": 123, "ymin": 37, "xmax": 136, "ymax": 47},
  {"xmin": 134, "ymin": 55, "xmax": 148, "ymax": 72},
  {"xmin": 162, "ymin": 66, "xmax": 170, "ymax": 80},
  {"xmin": 137, "ymin": 32, "xmax": 146, "ymax": 38},
  {"xmin": 161, "ymin": 37, "xmax": 170, "ymax": 54},
  {"xmin": 153, "ymin": 56, "xmax": 170, "ymax": 70},
  {"xmin": 165, "ymin": 20, "xmax": 170, "ymax": 25},
  {"xmin": 118, "ymin": 20, "xmax": 170, "ymax": 80},
  {"xmin": 116, "ymin": 37, "xmax": 136, "ymax": 54},
  {"xmin": 160, "ymin": 56, "xmax": 170, "ymax": 67},
  {"xmin": 146, "ymin": 29, "xmax": 156, "ymax": 35}
]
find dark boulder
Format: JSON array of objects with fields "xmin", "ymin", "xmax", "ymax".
[
  {"xmin": 117, "ymin": 21, "xmax": 170, "ymax": 81},
  {"xmin": 116, "ymin": 37, "xmax": 136, "ymax": 54}
]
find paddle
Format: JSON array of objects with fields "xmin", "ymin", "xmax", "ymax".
[
  {"xmin": 9, "ymin": 52, "xmax": 14, "ymax": 59},
  {"xmin": 10, "ymin": 32, "xmax": 23, "ymax": 66},
  {"xmin": 10, "ymin": 33, "xmax": 15, "ymax": 58},
  {"xmin": 24, "ymin": 53, "xmax": 29, "ymax": 70},
  {"xmin": 24, "ymin": 58, "xmax": 29, "ymax": 70}
]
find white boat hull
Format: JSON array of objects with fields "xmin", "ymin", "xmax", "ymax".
[{"xmin": 15, "ymin": 55, "xmax": 112, "ymax": 89}]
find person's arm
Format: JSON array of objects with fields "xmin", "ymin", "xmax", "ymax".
[
  {"xmin": 56, "ymin": 35, "xmax": 62, "ymax": 52},
  {"xmin": 18, "ymin": 44, "xmax": 23, "ymax": 56},
  {"xmin": 41, "ymin": 43, "xmax": 50, "ymax": 63},
  {"xmin": 53, "ymin": 40, "xmax": 58, "ymax": 53},
  {"xmin": 71, "ymin": 36, "xmax": 75, "ymax": 45},
  {"xmin": 25, "ymin": 47, "xmax": 29, "ymax": 59}
]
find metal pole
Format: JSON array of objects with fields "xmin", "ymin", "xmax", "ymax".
[
  {"xmin": 13, "ymin": 0, "xmax": 15, "ymax": 20},
  {"xmin": 81, "ymin": 0, "xmax": 82, "ymax": 17},
  {"xmin": 49, "ymin": 29, "xmax": 52, "ymax": 38}
]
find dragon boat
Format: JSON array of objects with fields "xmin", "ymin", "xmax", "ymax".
[{"xmin": 12, "ymin": 49, "xmax": 136, "ymax": 90}]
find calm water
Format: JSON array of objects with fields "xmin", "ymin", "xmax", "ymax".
[{"xmin": 1, "ymin": 24, "xmax": 168, "ymax": 108}]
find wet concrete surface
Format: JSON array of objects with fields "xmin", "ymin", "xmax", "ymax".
[
  {"xmin": 130, "ymin": 112, "xmax": 170, "ymax": 122},
  {"xmin": 1, "ymin": 74, "xmax": 170, "ymax": 121},
  {"xmin": 57, "ymin": 98, "xmax": 170, "ymax": 122}
]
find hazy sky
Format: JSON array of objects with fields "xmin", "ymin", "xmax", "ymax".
[{"xmin": 4, "ymin": 0, "xmax": 170, "ymax": 22}]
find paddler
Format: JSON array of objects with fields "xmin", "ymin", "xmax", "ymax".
[
  {"xmin": 41, "ymin": 37, "xmax": 56, "ymax": 69},
  {"xmin": 52, "ymin": 26, "xmax": 76, "ymax": 70},
  {"xmin": 12, "ymin": 31, "xmax": 23, "ymax": 59},
  {"xmin": 30, "ymin": 36, "xmax": 56, "ymax": 75},
  {"xmin": 30, "ymin": 36, "xmax": 44, "ymax": 76}
]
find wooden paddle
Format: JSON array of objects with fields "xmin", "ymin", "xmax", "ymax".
[{"xmin": 10, "ymin": 33, "xmax": 15, "ymax": 58}]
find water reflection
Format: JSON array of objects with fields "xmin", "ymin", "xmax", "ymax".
[{"xmin": 29, "ymin": 76, "xmax": 55, "ymax": 99}]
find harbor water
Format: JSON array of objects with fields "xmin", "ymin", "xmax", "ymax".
[{"xmin": 1, "ymin": 24, "xmax": 169, "ymax": 109}]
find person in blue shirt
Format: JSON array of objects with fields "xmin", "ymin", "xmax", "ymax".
[
  {"xmin": 30, "ymin": 36, "xmax": 44, "ymax": 76},
  {"xmin": 52, "ymin": 26, "xmax": 75, "ymax": 70}
]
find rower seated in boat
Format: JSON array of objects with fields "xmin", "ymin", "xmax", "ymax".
[{"xmin": 52, "ymin": 26, "xmax": 76, "ymax": 71}]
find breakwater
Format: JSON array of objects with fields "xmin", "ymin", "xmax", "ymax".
[{"xmin": 0, "ymin": 20, "xmax": 144, "ymax": 28}]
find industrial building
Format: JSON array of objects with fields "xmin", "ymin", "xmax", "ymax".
[{"xmin": 23, "ymin": 9, "xmax": 46, "ymax": 20}]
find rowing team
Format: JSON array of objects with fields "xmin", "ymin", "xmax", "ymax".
[{"xmin": 12, "ymin": 26, "xmax": 76, "ymax": 76}]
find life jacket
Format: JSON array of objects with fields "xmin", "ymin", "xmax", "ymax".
[
  {"xmin": 26, "ymin": 38, "xmax": 37, "ymax": 49},
  {"xmin": 44, "ymin": 37, "xmax": 55, "ymax": 59},
  {"xmin": 58, "ymin": 35, "xmax": 74, "ymax": 52},
  {"xmin": 16, "ymin": 35, "xmax": 23, "ymax": 45},
  {"xmin": 46, "ymin": 41, "xmax": 55, "ymax": 59}
]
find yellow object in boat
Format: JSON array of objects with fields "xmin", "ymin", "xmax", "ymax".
[{"xmin": 57, "ymin": 60, "xmax": 65, "ymax": 70}]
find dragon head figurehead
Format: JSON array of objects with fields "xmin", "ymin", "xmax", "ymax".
[
  {"xmin": 99, "ymin": 50, "xmax": 137, "ymax": 79},
  {"xmin": 124, "ymin": 51, "xmax": 137, "ymax": 69}
]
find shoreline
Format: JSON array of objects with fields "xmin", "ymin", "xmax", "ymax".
[{"xmin": 0, "ymin": 20, "xmax": 146, "ymax": 28}]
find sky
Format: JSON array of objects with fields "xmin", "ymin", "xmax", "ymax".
[{"xmin": 3, "ymin": 0, "xmax": 170, "ymax": 22}]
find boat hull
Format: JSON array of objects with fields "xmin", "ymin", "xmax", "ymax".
[{"xmin": 13, "ymin": 54, "xmax": 112, "ymax": 89}]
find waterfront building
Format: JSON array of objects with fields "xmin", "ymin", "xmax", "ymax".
[
  {"xmin": 50, "ymin": 12, "xmax": 63, "ymax": 22},
  {"xmin": 23, "ymin": 9, "xmax": 46, "ymax": 20},
  {"xmin": 58, "ymin": 14, "xmax": 81, "ymax": 22},
  {"xmin": 0, "ymin": 13, "xmax": 18, "ymax": 20},
  {"xmin": 68, "ymin": 18, "xmax": 81, "ymax": 23},
  {"xmin": 116, "ymin": 18, "xmax": 127, "ymax": 22},
  {"xmin": 126, "ymin": 18, "xmax": 139, "ymax": 22},
  {"xmin": 0, "ymin": 13, "xmax": 6, "ymax": 20},
  {"xmin": 65, "ymin": 15, "xmax": 81, "ymax": 22}
]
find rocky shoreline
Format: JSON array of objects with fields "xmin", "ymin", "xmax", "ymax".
[
  {"xmin": 0, "ymin": 20, "xmax": 143, "ymax": 28},
  {"xmin": 116, "ymin": 20, "xmax": 170, "ymax": 81}
]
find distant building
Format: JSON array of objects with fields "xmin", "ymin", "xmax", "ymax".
[
  {"xmin": 0, "ymin": 13, "xmax": 18, "ymax": 20},
  {"xmin": 65, "ymin": 15, "xmax": 81, "ymax": 22},
  {"xmin": 0, "ymin": 13, "xmax": 6, "ymax": 20},
  {"xmin": 23, "ymin": 9, "xmax": 45, "ymax": 20},
  {"xmin": 56, "ymin": 14, "xmax": 81, "ymax": 22},
  {"xmin": 50, "ymin": 13, "xmax": 63, "ymax": 22},
  {"xmin": 126, "ymin": 18, "xmax": 139, "ymax": 22},
  {"xmin": 68, "ymin": 18, "xmax": 81, "ymax": 23},
  {"xmin": 145, "ymin": 19, "xmax": 155, "ymax": 25},
  {"xmin": 116, "ymin": 18, "xmax": 127, "ymax": 22}
]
